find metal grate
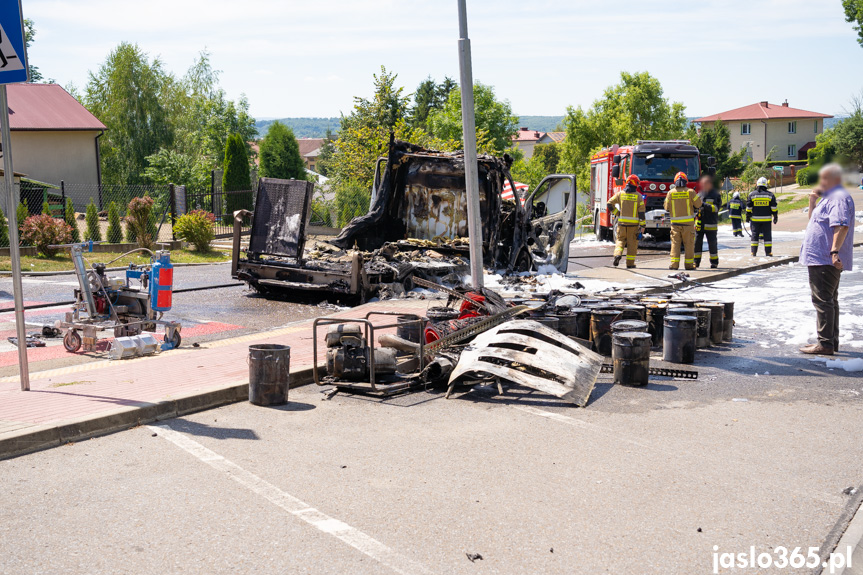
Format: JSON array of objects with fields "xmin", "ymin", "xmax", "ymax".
[{"xmin": 248, "ymin": 178, "xmax": 314, "ymax": 259}]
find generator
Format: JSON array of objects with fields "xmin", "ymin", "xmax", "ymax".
[{"xmin": 54, "ymin": 242, "xmax": 182, "ymax": 354}]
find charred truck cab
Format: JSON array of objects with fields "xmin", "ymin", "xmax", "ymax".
[
  {"xmin": 232, "ymin": 140, "xmax": 579, "ymax": 301},
  {"xmin": 590, "ymin": 140, "xmax": 715, "ymax": 242}
]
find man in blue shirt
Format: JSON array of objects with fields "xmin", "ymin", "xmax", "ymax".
[{"xmin": 799, "ymin": 164, "xmax": 855, "ymax": 356}]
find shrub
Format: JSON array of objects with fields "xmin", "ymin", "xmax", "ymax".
[
  {"xmin": 126, "ymin": 195, "xmax": 155, "ymax": 249},
  {"xmin": 334, "ymin": 180, "xmax": 371, "ymax": 227},
  {"xmin": 106, "ymin": 201, "xmax": 124, "ymax": 243},
  {"xmin": 796, "ymin": 166, "xmax": 818, "ymax": 186},
  {"xmin": 16, "ymin": 201, "xmax": 30, "ymax": 245},
  {"xmin": 222, "ymin": 133, "xmax": 252, "ymax": 224},
  {"xmin": 0, "ymin": 209, "xmax": 8, "ymax": 247},
  {"xmin": 21, "ymin": 214, "xmax": 72, "ymax": 257},
  {"xmin": 64, "ymin": 198, "xmax": 80, "ymax": 242},
  {"xmin": 174, "ymin": 209, "xmax": 216, "ymax": 252},
  {"xmin": 42, "ymin": 200, "xmax": 52, "ymax": 215},
  {"xmin": 84, "ymin": 198, "xmax": 101, "ymax": 242}
]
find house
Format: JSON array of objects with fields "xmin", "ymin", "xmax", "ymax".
[
  {"xmin": 511, "ymin": 127, "xmax": 544, "ymax": 159},
  {"xmin": 6, "ymin": 83, "xmax": 106, "ymax": 187},
  {"xmin": 298, "ymin": 138, "xmax": 325, "ymax": 172},
  {"xmin": 537, "ymin": 131, "xmax": 565, "ymax": 145},
  {"xmin": 693, "ymin": 101, "xmax": 832, "ymax": 162}
]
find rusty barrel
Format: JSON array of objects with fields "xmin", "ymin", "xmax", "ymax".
[
  {"xmin": 645, "ymin": 303, "xmax": 668, "ymax": 347},
  {"xmin": 691, "ymin": 307, "xmax": 712, "ymax": 348},
  {"xmin": 590, "ymin": 309, "xmax": 620, "ymax": 356},
  {"xmin": 722, "ymin": 301, "xmax": 735, "ymax": 342},
  {"xmin": 663, "ymin": 315, "xmax": 697, "ymax": 364},
  {"xmin": 248, "ymin": 344, "xmax": 290, "ymax": 406},
  {"xmin": 611, "ymin": 319, "xmax": 648, "ymax": 334},
  {"xmin": 612, "ymin": 331, "xmax": 652, "ymax": 387},
  {"xmin": 619, "ymin": 304, "xmax": 646, "ymax": 321},
  {"xmin": 550, "ymin": 313, "xmax": 579, "ymax": 337},
  {"xmin": 696, "ymin": 302, "xmax": 725, "ymax": 346}
]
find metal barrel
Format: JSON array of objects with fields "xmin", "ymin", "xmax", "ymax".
[
  {"xmin": 612, "ymin": 331, "xmax": 652, "ymax": 387},
  {"xmin": 619, "ymin": 304, "xmax": 646, "ymax": 321},
  {"xmin": 571, "ymin": 307, "xmax": 592, "ymax": 340},
  {"xmin": 550, "ymin": 313, "xmax": 579, "ymax": 337},
  {"xmin": 590, "ymin": 309, "xmax": 620, "ymax": 356},
  {"xmin": 722, "ymin": 301, "xmax": 735, "ymax": 342},
  {"xmin": 248, "ymin": 344, "xmax": 290, "ymax": 406},
  {"xmin": 663, "ymin": 315, "xmax": 697, "ymax": 364},
  {"xmin": 692, "ymin": 307, "xmax": 712, "ymax": 348},
  {"xmin": 396, "ymin": 314, "xmax": 423, "ymax": 344},
  {"xmin": 533, "ymin": 316, "xmax": 560, "ymax": 331},
  {"xmin": 611, "ymin": 319, "xmax": 648, "ymax": 333},
  {"xmin": 670, "ymin": 298, "xmax": 702, "ymax": 308},
  {"xmin": 696, "ymin": 302, "xmax": 725, "ymax": 346},
  {"xmin": 646, "ymin": 303, "xmax": 668, "ymax": 347}
]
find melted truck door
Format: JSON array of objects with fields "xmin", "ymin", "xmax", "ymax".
[{"xmin": 511, "ymin": 175, "xmax": 577, "ymax": 273}]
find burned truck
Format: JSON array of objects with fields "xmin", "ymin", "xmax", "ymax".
[{"xmin": 232, "ymin": 139, "xmax": 579, "ymax": 300}]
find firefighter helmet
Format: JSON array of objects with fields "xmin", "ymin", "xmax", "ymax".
[
  {"xmin": 674, "ymin": 172, "xmax": 688, "ymax": 183},
  {"xmin": 756, "ymin": 177, "xmax": 768, "ymax": 188},
  {"xmin": 733, "ymin": 192, "xmax": 740, "ymax": 199},
  {"xmin": 626, "ymin": 174, "xmax": 641, "ymax": 186}
]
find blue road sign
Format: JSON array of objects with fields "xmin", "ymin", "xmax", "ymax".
[{"xmin": 0, "ymin": 0, "xmax": 28, "ymax": 85}]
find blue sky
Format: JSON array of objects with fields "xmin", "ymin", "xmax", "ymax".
[{"xmin": 23, "ymin": 0, "xmax": 863, "ymax": 120}]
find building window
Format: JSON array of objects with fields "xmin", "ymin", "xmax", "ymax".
[
  {"xmin": 788, "ymin": 121, "xmax": 797, "ymax": 134},
  {"xmin": 787, "ymin": 144, "xmax": 796, "ymax": 158},
  {"xmin": 814, "ymin": 120, "xmax": 819, "ymax": 134},
  {"xmin": 741, "ymin": 123, "xmax": 751, "ymax": 135}
]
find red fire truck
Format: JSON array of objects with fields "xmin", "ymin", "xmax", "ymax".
[{"xmin": 590, "ymin": 140, "xmax": 715, "ymax": 242}]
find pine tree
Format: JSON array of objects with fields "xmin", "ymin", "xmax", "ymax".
[
  {"xmin": 0, "ymin": 208, "xmax": 8, "ymax": 248},
  {"xmin": 106, "ymin": 201, "xmax": 123, "ymax": 243},
  {"xmin": 259, "ymin": 121, "xmax": 306, "ymax": 180},
  {"xmin": 222, "ymin": 133, "xmax": 252, "ymax": 222},
  {"xmin": 64, "ymin": 197, "xmax": 80, "ymax": 243},
  {"xmin": 84, "ymin": 198, "xmax": 102, "ymax": 242},
  {"xmin": 42, "ymin": 200, "xmax": 52, "ymax": 216},
  {"xmin": 16, "ymin": 201, "xmax": 30, "ymax": 245}
]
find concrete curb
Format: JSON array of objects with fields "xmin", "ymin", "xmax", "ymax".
[
  {"xmin": 0, "ymin": 366, "xmax": 317, "ymax": 461},
  {"xmin": 822, "ymin": 486, "xmax": 863, "ymax": 575}
]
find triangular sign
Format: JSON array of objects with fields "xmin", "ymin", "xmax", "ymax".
[{"xmin": 0, "ymin": 23, "xmax": 25, "ymax": 73}]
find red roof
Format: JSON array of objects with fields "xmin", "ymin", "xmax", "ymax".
[
  {"xmin": 694, "ymin": 101, "xmax": 832, "ymax": 123},
  {"xmin": 297, "ymin": 138, "xmax": 324, "ymax": 157},
  {"xmin": 6, "ymin": 84, "xmax": 106, "ymax": 131},
  {"xmin": 512, "ymin": 127, "xmax": 543, "ymax": 142}
]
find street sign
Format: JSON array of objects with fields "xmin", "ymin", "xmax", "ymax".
[
  {"xmin": 772, "ymin": 166, "xmax": 784, "ymax": 172},
  {"xmin": 0, "ymin": 0, "xmax": 28, "ymax": 85}
]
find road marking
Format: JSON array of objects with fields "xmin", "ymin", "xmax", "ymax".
[
  {"xmin": 149, "ymin": 424, "xmax": 435, "ymax": 575},
  {"xmin": 510, "ymin": 404, "xmax": 654, "ymax": 450}
]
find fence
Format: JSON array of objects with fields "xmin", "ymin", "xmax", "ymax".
[{"xmin": 184, "ymin": 187, "xmax": 255, "ymax": 238}]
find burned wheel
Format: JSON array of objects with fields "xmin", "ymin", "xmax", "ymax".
[
  {"xmin": 63, "ymin": 330, "xmax": 82, "ymax": 353},
  {"xmin": 164, "ymin": 330, "xmax": 181, "ymax": 349}
]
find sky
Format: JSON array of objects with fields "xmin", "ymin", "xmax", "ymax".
[{"xmin": 22, "ymin": 0, "xmax": 863, "ymax": 121}]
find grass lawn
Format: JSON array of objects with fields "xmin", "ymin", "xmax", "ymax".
[
  {"xmin": 0, "ymin": 248, "xmax": 229, "ymax": 273},
  {"xmin": 775, "ymin": 196, "xmax": 811, "ymax": 215}
]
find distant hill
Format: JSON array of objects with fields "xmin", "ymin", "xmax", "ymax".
[
  {"xmin": 255, "ymin": 117, "xmax": 341, "ymax": 138},
  {"xmin": 515, "ymin": 115, "xmax": 566, "ymax": 132}
]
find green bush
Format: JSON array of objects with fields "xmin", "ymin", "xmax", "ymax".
[
  {"xmin": 174, "ymin": 209, "xmax": 216, "ymax": 252},
  {"xmin": 222, "ymin": 133, "xmax": 252, "ymax": 224},
  {"xmin": 0, "ymin": 208, "xmax": 8, "ymax": 247},
  {"xmin": 106, "ymin": 201, "xmax": 124, "ymax": 243},
  {"xmin": 42, "ymin": 200, "xmax": 52, "ymax": 216},
  {"xmin": 84, "ymin": 198, "xmax": 101, "ymax": 242},
  {"xmin": 796, "ymin": 166, "xmax": 818, "ymax": 186},
  {"xmin": 21, "ymin": 214, "xmax": 72, "ymax": 258},
  {"xmin": 64, "ymin": 198, "xmax": 80, "ymax": 243},
  {"xmin": 310, "ymin": 198, "xmax": 333, "ymax": 227},
  {"xmin": 126, "ymin": 195, "xmax": 155, "ymax": 249},
  {"xmin": 334, "ymin": 181, "xmax": 371, "ymax": 227},
  {"xmin": 16, "ymin": 201, "xmax": 29, "ymax": 245}
]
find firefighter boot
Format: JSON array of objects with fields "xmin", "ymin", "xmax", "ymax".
[{"xmin": 613, "ymin": 255, "xmax": 621, "ymax": 267}]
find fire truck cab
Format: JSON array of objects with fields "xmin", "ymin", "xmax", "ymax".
[{"xmin": 590, "ymin": 140, "xmax": 715, "ymax": 242}]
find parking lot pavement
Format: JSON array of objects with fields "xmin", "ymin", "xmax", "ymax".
[{"xmin": 1, "ymin": 378, "xmax": 861, "ymax": 575}]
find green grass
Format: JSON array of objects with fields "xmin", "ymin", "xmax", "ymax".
[
  {"xmin": 775, "ymin": 196, "xmax": 810, "ymax": 215},
  {"xmin": 0, "ymin": 248, "xmax": 229, "ymax": 272}
]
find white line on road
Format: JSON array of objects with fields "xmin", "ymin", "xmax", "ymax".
[{"xmin": 149, "ymin": 424, "xmax": 435, "ymax": 575}]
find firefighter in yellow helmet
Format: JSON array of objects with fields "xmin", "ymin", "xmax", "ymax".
[
  {"xmin": 607, "ymin": 174, "xmax": 646, "ymax": 268},
  {"xmin": 664, "ymin": 171, "xmax": 703, "ymax": 270}
]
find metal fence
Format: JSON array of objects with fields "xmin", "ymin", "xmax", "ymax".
[{"xmin": 184, "ymin": 187, "xmax": 255, "ymax": 238}]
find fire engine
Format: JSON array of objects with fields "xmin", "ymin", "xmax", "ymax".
[{"xmin": 590, "ymin": 140, "xmax": 715, "ymax": 242}]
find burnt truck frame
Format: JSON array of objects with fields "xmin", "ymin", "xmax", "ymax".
[{"xmin": 232, "ymin": 139, "xmax": 579, "ymax": 300}]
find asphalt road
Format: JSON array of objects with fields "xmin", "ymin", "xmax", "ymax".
[{"xmin": 0, "ymin": 256, "xmax": 861, "ymax": 574}]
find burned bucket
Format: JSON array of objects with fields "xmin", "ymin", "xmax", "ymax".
[
  {"xmin": 663, "ymin": 315, "xmax": 697, "ymax": 364},
  {"xmin": 248, "ymin": 344, "xmax": 290, "ymax": 406},
  {"xmin": 696, "ymin": 302, "xmax": 725, "ymax": 346},
  {"xmin": 611, "ymin": 319, "xmax": 648, "ymax": 334},
  {"xmin": 645, "ymin": 304, "xmax": 668, "ymax": 347},
  {"xmin": 534, "ymin": 316, "xmax": 560, "ymax": 331},
  {"xmin": 590, "ymin": 309, "xmax": 620, "ymax": 356},
  {"xmin": 551, "ymin": 313, "xmax": 579, "ymax": 337},
  {"xmin": 612, "ymin": 331, "xmax": 652, "ymax": 387},
  {"xmin": 571, "ymin": 307, "xmax": 592, "ymax": 340},
  {"xmin": 692, "ymin": 307, "xmax": 712, "ymax": 349},
  {"xmin": 396, "ymin": 314, "xmax": 423, "ymax": 344},
  {"xmin": 619, "ymin": 304, "xmax": 646, "ymax": 321},
  {"xmin": 722, "ymin": 301, "xmax": 734, "ymax": 342}
]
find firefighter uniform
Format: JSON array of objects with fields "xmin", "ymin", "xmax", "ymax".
[
  {"xmin": 694, "ymin": 186, "xmax": 722, "ymax": 268},
  {"xmin": 746, "ymin": 186, "xmax": 778, "ymax": 256},
  {"xmin": 728, "ymin": 194, "xmax": 744, "ymax": 237},
  {"xmin": 607, "ymin": 186, "xmax": 646, "ymax": 268},
  {"xmin": 664, "ymin": 183, "xmax": 703, "ymax": 270}
]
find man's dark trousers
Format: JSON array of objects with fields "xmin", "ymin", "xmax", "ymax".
[{"xmin": 808, "ymin": 265, "xmax": 842, "ymax": 350}]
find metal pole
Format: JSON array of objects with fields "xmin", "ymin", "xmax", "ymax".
[
  {"xmin": 457, "ymin": 0, "xmax": 484, "ymax": 289},
  {"xmin": 0, "ymin": 86, "xmax": 30, "ymax": 391}
]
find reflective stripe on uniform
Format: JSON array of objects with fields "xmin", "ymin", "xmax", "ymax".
[
  {"xmin": 618, "ymin": 193, "xmax": 641, "ymax": 224},
  {"xmin": 669, "ymin": 189, "xmax": 694, "ymax": 223}
]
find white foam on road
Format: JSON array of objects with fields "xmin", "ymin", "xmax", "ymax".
[{"xmin": 150, "ymin": 424, "xmax": 435, "ymax": 575}]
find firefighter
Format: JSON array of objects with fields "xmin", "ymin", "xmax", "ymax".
[
  {"xmin": 746, "ymin": 177, "xmax": 778, "ymax": 256},
  {"xmin": 694, "ymin": 175, "xmax": 722, "ymax": 268},
  {"xmin": 664, "ymin": 172, "xmax": 703, "ymax": 270},
  {"xmin": 728, "ymin": 192, "xmax": 744, "ymax": 237},
  {"xmin": 607, "ymin": 174, "xmax": 646, "ymax": 268}
]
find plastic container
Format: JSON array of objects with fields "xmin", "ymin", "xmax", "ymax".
[
  {"xmin": 663, "ymin": 315, "xmax": 697, "ymax": 364},
  {"xmin": 248, "ymin": 344, "xmax": 290, "ymax": 406}
]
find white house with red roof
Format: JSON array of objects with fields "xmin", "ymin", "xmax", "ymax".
[
  {"xmin": 6, "ymin": 83, "xmax": 106, "ymax": 188},
  {"xmin": 693, "ymin": 101, "xmax": 832, "ymax": 162}
]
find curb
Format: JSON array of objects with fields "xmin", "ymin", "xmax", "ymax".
[
  {"xmin": 0, "ymin": 260, "xmax": 232, "ymax": 277},
  {"xmin": 820, "ymin": 486, "xmax": 863, "ymax": 575},
  {"xmin": 0, "ymin": 366, "xmax": 317, "ymax": 461}
]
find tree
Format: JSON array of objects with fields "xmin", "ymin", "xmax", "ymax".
[
  {"xmin": 106, "ymin": 202, "xmax": 124, "ymax": 243},
  {"xmin": 833, "ymin": 93, "xmax": 863, "ymax": 170},
  {"xmin": 532, "ymin": 143, "xmax": 561, "ymax": 175},
  {"xmin": 222, "ymin": 133, "xmax": 252, "ymax": 220},
  {"xmin": 426, "ymin": 82, "xmax": 519, "ymax": 154},
  {"xmin": 411, "ymin": 76, "xmax": 456, "ymax": 129},
  {"xmin": 844, "ymin": 0, "xmax": 863, "ymax": 47},
  {"xmin": 64, "ymin": 198, "xmax": 80, "ymax": 243},
  {"xmin": 84, "ymin": 198, "xmax": 102, "ymax": 241},
  {"xmin": 23, "ymin": 19, "xmax": 44, "ymax": 83},
  {"xmin": 316, "ymin": 129, "xmax": 336, "ymax": 177},
  {"xmin": 84, "ymin": 43, "xmax": 173, "ymax": 186},
  {"xmin": 559, "ymin": 71, "xmax": 687, "ymax": 187},
  {"xmin": 686, "ymin": 119, "xmax": 747, "ymax": 182},
  {"xmin": 259, "ymin": 121, "xmax": 306, "ymax": 180},
  {"xmin": 16, "ymin": 201, "xmax": 29, "ymax": 245}
]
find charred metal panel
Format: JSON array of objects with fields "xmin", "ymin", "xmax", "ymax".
[{"xmin": 249, "ymin": 178, "xmax": 314, "ymax": 259}]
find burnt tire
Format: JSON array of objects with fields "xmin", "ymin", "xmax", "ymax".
[{"xmin": 63, "ymin": 330, "xmax": 82, "ymax": 353}]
